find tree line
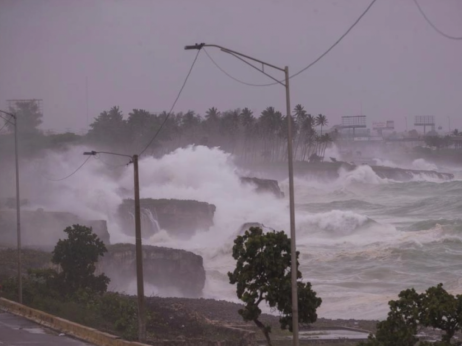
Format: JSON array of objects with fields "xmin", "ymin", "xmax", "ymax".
[
  {"xmin": 86, "ymin": 105, "xmax": 336, "ymax": 162},
  {"xmin": 1, "ymin": 100, "xmax": 336, "ymax": 162}
]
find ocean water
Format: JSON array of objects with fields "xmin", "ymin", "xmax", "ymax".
[{"xmin": 32, "ymin": 145, "xmax": 462, "ymax": 320}]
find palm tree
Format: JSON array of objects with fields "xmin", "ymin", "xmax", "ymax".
[
  {"xmin": 293, "ymin": 105, "xmax": 307, "ymax": 159},
  {"xmin": 320, "ymin": 133, "xmax": 333, "ymax": 159},
  {"xmin": 302, "ymin": 127, "xmax": 317, "ymax": 161},
  {"xmin": 258, "ymin": 107, "xmax": 283, "ymax": 162},
  {"xmin": 239, "ymin": 108, "xmax": 256, "ymax": 160},
  {"xmin": 315, "ymin": 114, "xmax": 328, "ymax": 135},
  {"xmin": 181, "ymin": 110, "xmax": 201, "ymax": 146},
  {"xmin": 219, "ymin": 109, "xmax": 240, "ymax": 153},
  {"xmin": 240, "ymin": 108, "xmax": 255, "ymax": 128},
  {"xmin": 293, "ymin": 104, "xmax": 307, "ymax": 124},
  {"xmin": 203, "ymin": 107, "xmax": 221, "ymax": 146},
  {"xmin": 205, "ymin": 107, "xmax": 220, "ymax": 121}
]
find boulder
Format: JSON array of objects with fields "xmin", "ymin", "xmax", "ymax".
[
  {"xmin": 0, "ymin": 209, "xmax": 110, "ymax": 249},
  {"xmin": 239, "ymin": 177, "xmax": 284, "ymax": 198},
  {"xmin": 99, "ymin": 243, "xmax": 206, "ymax": 297},
  {"xmin": 118, "ymin": 198, "xmax": 216, "ymax": 239}
]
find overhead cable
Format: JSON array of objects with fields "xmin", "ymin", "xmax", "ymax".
[
  {"xmin": 413, "ymin": 0, "xmax": 462, "ymax": 40},
  {"xmin": 138, "ymin": 49, "xmax": 201, "ymax": 156},
  {"xmin": 43, "ymin": 156, "xmax": 92, "ymax": 181},
  {"xmin": 204, "ymin": 0, "xmax": 378, "ymax": 87}
]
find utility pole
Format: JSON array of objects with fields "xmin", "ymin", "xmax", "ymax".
[
  {"xmin": 84, "ymin": 151, "xmax": 145, "ymax": 341},
  {"xmin": 14, "ymin": 114, "xmax": 21, "ymax": 304},
  {"xmin": 85, "ymin": 77, "xmax": 89, "ymax": 128},
  {"xmin": 133, "ymin": 154, "xmax": 146, "ymax": 341},
  {"xmin": 284, "ymin": 66, "xmax": 299, "ymax": 344},
  {"xmin": 185, "ymin": 43, "xmax": 300, "ymax": 346},
  {"xmin": 0, "ymin": 109, "xmax": 22, "ymax": 304}
]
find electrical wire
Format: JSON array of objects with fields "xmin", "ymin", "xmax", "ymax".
[
  {"xmin": 204, "ymin": 48, "xmax": 267, "ymax": 87},
  {"xmin": 204, "ymin": 0, "xmax": 378, "ymax": 87},
  {"xmin": 413, "ymin": 0, "xmax": 462, "ymax": 40},
  {"xmin": 0, "ymin": 114, "xmax": 14, "ymax": 126},
  {"xmin": 43, "ymin": 156, "xmax": 92, "ymax": 181},
  {"xmin": 0, "ymin": 121, "xmax": 8, "ymax": 133},
  {"xmin": 138, "ymin": 49, "xmax": 201, "ymax": 156}
]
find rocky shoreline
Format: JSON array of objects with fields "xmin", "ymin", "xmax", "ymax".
[
  {"xmin": 239, "ymin": 161, "xmax": 454, "ymax": 182},
  {"xmin": 145, "ymin": 296, "xmax": 376, "ymax": 345}
]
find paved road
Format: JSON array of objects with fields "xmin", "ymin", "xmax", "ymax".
[{"xmin": 0, "ymin": 310, "xmax": 93, "ymax": 346}]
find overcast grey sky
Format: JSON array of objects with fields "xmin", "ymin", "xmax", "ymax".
[{"xmin": 1, "ymin": 0, "xmax": 461, "ymax": 133}]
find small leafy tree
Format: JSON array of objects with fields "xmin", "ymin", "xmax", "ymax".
[
  {"xmin": 359, "ymin": 288, "xmax": 421, "ymax": 346},
  {"xmin": 360, "ymin": 284, "xmax": 462, "ymax": 346},
  {"xmin": 52, "ymin": 224, "xmax": 110, "ymax": 295},
  {"xmin": 420, "ymin": 284, "xmax": 461, "ymax": 343},
  {"xmin": 228, "ymin": 227, "xmax": 322, "ymax": 346}
]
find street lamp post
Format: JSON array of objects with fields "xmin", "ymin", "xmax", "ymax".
[
  {"xmin": 0, "ymin": 109, "xmax": 22, "ymax": 304},
  {"xmin": 185, "ymin": 43, "xmax": 300, "ymax": 346},
  {"xmin": 84, "ymin": 151, "xmax": 146, "ymax": 342}
]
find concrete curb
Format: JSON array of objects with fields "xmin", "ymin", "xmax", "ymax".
[{"xmin": 0, "ymin": 297, "xmax": 149, "ymax": 346}]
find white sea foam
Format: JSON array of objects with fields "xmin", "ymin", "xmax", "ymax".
[{"xmin": 23, "ymin": 145, "xmax": 462, "ymax": 320}]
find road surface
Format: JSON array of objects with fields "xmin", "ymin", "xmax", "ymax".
[{"xmin": 0, "ymin": 310, "xmax": 92, "ymax": 346}]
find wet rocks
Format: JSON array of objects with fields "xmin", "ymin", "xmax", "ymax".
[
  {"xmin": 99, "ymin": 243, "xmax": 206, "ymax": 297},
  {"xmin": 0, "ymin": 209, "xmax": 109, "ymax": 249},
  {"xmin": 239, "ymin": 177, "xmax": 284, "ymax": 198},
  {"xmin": 118, "ymin": 198, "xmax": 216, "ymax": 239}
]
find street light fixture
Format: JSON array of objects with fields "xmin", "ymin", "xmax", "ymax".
[
  {"xmin": 0, "ymin": 109, "xmax": 22, "ymax": 304},
  {"xmin": 84, "ymin": 150, "xmax": 146, "ymax": 342},
  {"xmin": 185, "ymin": 43, "xmax": 300, "ymax": 346}
]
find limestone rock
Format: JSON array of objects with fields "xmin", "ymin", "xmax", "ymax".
[
  {"xmin": 240, "ymin": 177, "xmax": 284, "ymax": 198},
  {"xmin": 118, "ymin": 198, "xmax": 216, "ymax": 239},
  {"xmin": 99, "ymin": 243, "xmax": 206, "ymax": 297},
  {"xmin": 0, "ymin": 209, "xmax": 109, "ymax": 249}
]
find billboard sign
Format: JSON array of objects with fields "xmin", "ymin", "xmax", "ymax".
[
  {"xmin": 341, "ymin": 115, "xmax": 366, "ymax": 128},
  {"xmin": 415, "ymin": 115, "xmax": 435, "ymax": 126},
  {"xmin": 373, "ymin": 122, "xmax": 387, "ymax": 130},
  {"xmin": 373, "ymin": 121, "xmax": 395, "ymax": 130}
]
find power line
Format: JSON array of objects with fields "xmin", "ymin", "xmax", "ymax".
[
  {"xmin": 204, "ymin": 49, "xmax": 268, "ymax": 87},
  {"xmin": 290, "ymin": 0, "xmax": 378, "ymax": 79},
  {"xmin": 0, "ymin": 121, "xmax": 8, "ymax": 133},
  {"xmin": 204, "ymin": 0, "xmax": 378, "ymax": 87},
  {"xmin": 138, "ymin": 49, "xmax": 201, "ymax": 156},
  {"xmin": 414, "ymin": 0, "xmax": 462, "ymax": 41},
  {"xmin": 413, "ymin": 0, "xmax": 462, "ymax": 40},
  {"xmin": 43, "ymin": 156, "xmax": 92, "ymax": 181},
  {"xmin": 0, "ymin": 114, "xmax": 14, "ymax": 126}
]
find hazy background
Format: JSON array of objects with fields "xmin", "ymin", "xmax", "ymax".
[{"xmin": 1, "ymin": 0, "xmax": 461, "ymax": 133}]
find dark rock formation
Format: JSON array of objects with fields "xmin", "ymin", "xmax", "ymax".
[
  {"xmin": 0, "ymin": 209, "xmax": 109, "ymax": 249},
  {"xmin": 99, "ymin": 243, "xmax": 206, "ymax": 297},
  {"xmin": 118, "ymin": 198, "xmax": 216, "ymax": 239},
  {"xmin": 239, "ymin": 177, "xmax": 284, "ymax": 198},
  {"xmin": 0, "ymin": 244, "xmax": 206, "ymax": 298},
  {"xmin": 370, "ymin": 165, "xmax": 453, "ymax": 181},
  {"xmin": 239, "ymin": 162, "xmax": 454, "ymax": 182}
]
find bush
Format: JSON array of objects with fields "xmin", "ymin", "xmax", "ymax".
[{"xmin": 360, "ymin": 284, "xmax": 462, "ymax": 346}]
